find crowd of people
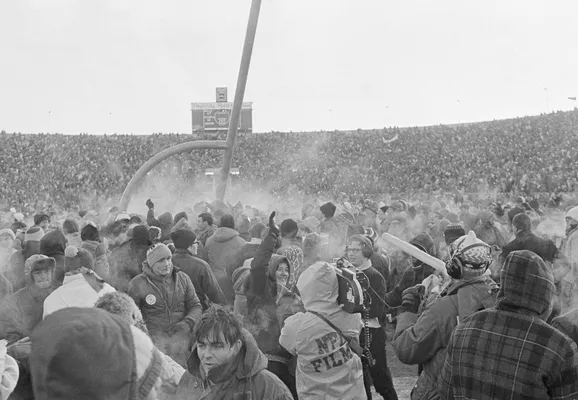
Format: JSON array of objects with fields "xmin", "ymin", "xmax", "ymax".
[
  {"xmin": 1, "ymin": 189, "xmax": 578, "ymax": 399},
  {"xmin": 1, "ymin": 108, "xmax": 578, "ymax": 210}
]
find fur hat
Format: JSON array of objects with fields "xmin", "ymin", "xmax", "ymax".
[
  {"xmin": 27, "ymin": 254, "xmax": 56, "ymax": 278},
  {"xmin": 25, "ymin": 226, "xmax": 44, "ymax": 242},
  {"xmin": 320, "ymin": 202, "xmax": 336, "ymax": 218},
  {"xmin": 146, "ymin": 244, "xmax": 172, "ymax": 267},
  {"xmin": 410, "ymin": 233, "xmax": 435, "ymax": 256},
  {"xmin": 170, "ymin": 229, "xmax": 196, "ymax": 249},
  {"xmin": 148, "ymin": 227, "xmax": 162, "ymax": 242},
  {"xmin": 64, "ymin": 246, "xmax": 94, "ymax": 272}
]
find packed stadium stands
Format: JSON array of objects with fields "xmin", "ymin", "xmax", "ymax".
[{"xmin": 1, "ymin": 109, "xmax": 577, "ymax": 209}]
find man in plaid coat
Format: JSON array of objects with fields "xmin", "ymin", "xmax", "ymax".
[{"xmin": 438, "ymin": 250, "xmax": 578, "ymax": 399}]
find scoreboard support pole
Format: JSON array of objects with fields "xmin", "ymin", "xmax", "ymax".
[{"xmin": 216, "ymin": 0, "xmax": 262, "ymax": 201}]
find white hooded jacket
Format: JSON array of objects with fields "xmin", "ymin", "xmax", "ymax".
[{"xmin": 279, "ymin": 262, "xmax": 366, "ymax": 400}]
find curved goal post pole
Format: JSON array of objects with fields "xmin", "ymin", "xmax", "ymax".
[
  {"xmin": 118, "ymin": 140, "xmax": 227, "ymax": 211},
  {"xmin": 216, "ymin": 0, "xmax": 263, "ymax": 201}
]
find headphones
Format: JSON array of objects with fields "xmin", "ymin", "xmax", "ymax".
[{"xmin": 446, "ymin": 240, "xmax": 491, "ymax": 279}]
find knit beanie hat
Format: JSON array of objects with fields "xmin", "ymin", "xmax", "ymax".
[
  {"xmin": 25, "ymin": 226, "xmax": 44, "ymax": 242},
  {"xmin": 30, "ymin": 307, "xmax": 164, "ymax": 400},
  {"xmin": 0, "ymin": 340, "xmax": 19, "ymax": 400},
  {"xmin": 444, "ymin": 223, "xmax": 466, "ymax": 245},
  {"xmin": 146, "ymin": 244, "xmax": 172, "ymax": 267},
  {"xmin": 0, "ymin": 228, "xmax": 15, "ymax": 240},
  {"xmin": 320, "ymin": 202, "xmax": 337, "ymax": 218},
  {"xmin": 410, "ymin": 233, "xmax": 435, "ymax": 256},
  {"xmin": 232, "ymin": 266, "xmax": 250, "ymax": 295},
  {"xmin": 566, "ymin": 206, "xmax": 578, "ymax": 223},
  {"xmin": 64, "ymin": 246, "xmax": 94, "ymax": 272},
  {"xmin": 449, "ymin": 231, "xmax": 492, "ymax": 278},
  {"xmin": 249, "ymin": 222, "xmax": 266, "ymax": 239},
  {"xmin": 170, "ymin": 229, "xmax": 197, "ymax": 249}
]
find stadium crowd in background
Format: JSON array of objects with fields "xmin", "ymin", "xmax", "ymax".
[
  {"xmin": 1, "ymin": 110, "xmax": 578, "ymax": 399},
  {"xmin": 1, "ymin": 109, "xmax": 578, "ymax": 210}
]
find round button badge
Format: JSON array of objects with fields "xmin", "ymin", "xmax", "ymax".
[{"xmin": 145, "ymin": 294, "xmax": 156, "ymax": 305}]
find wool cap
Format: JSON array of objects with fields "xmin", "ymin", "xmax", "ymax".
[
  {"xmin": 566, "ymin": 206, "xmax": 578, "ymax": 223},
  {"xmin": 170, "ymin": 229, "xmax": 197, "ymax": 249},
  {"xmin": 444, "ymin": 223, "xmax": 466, "ymax": 245},
  {"xmin": 410, "ymin": 233, "xmax": 435, "ymax": 256},
  {"xmin": 146, "ymin": 243, "xmax": 172, "ymax": 267},
  {"xmin": 30, "ymin": 307, "xmax": 164, "ymax": 400}
]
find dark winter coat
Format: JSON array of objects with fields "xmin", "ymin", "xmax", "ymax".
[
  {"xmin": 438, "ymin": 250, "xmax": 578, "ymax": 399},
  {"xmin": 127, "ymin": 262, "xmax": 202, "ymax": 337},
  {"xmin": 501, "ymin": 230, "xmax": 559, "ymax": 263},
  {"xmin": 0, "ymin": 283, "xmax": 54, "ymax": 342},
  {"xmin": 108, "ymin": 238, "xmax": 149, "ymax": 292},
  {"xmin": 393, "ymin": 274, "xmax": 498, "ymax": 400},
  {"xmin": 171, "ymin": 248, "xmax": 226, "ymax": 309},
  {"xmin": 205, "ymin": 227, "xmax": 247, "ymax": 304},
  {"xmin": 244, "ymin": 234, "xmax": 303, "ymax": 364},
  {"xmin": 39, "ymin": 230, "xmax": 66, "ymax": 285},
  {"xmin": 197, "ymin": 225, "xmax": 217, "ymax": 246},
  {"xmin": 171, "ymin": 329, "xmax": 294, "ymax": 400}
]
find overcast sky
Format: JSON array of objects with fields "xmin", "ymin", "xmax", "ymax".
[{"xmin": 1, "ymin": 0, "xmax": 577, "ymax": 134}]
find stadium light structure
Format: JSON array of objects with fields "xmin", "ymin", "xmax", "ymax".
[{"xmin": 118, "ymin": 0, "xmax": 262, "ymax": 211}]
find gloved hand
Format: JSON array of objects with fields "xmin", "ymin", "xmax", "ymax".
[
  {"xmin": 268, "ymin": 211, "xmax": 280, "ymax": 238},
  {"xmin": 397, "ymin": 266, "xmax": 416, "ymax": 292},
  {"xmin": 400, "ymin": 284, "xmax": 425, "ymax": 314},
  {"xmin": 146, "ymin": 199, "xmax": 154, "ymax": 210},
  {"xmin": 170, "ymin": 321, "xmax": 191, "ymax": 337}
]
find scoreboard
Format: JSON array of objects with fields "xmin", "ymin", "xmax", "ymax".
[{"xmin": 191, "ymin": 102, "xmax": 253, "ymax": 133}]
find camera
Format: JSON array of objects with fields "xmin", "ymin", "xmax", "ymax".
[{"xmin": 330, "ymin": 258, "xmax": 367, "ymax": 314}]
